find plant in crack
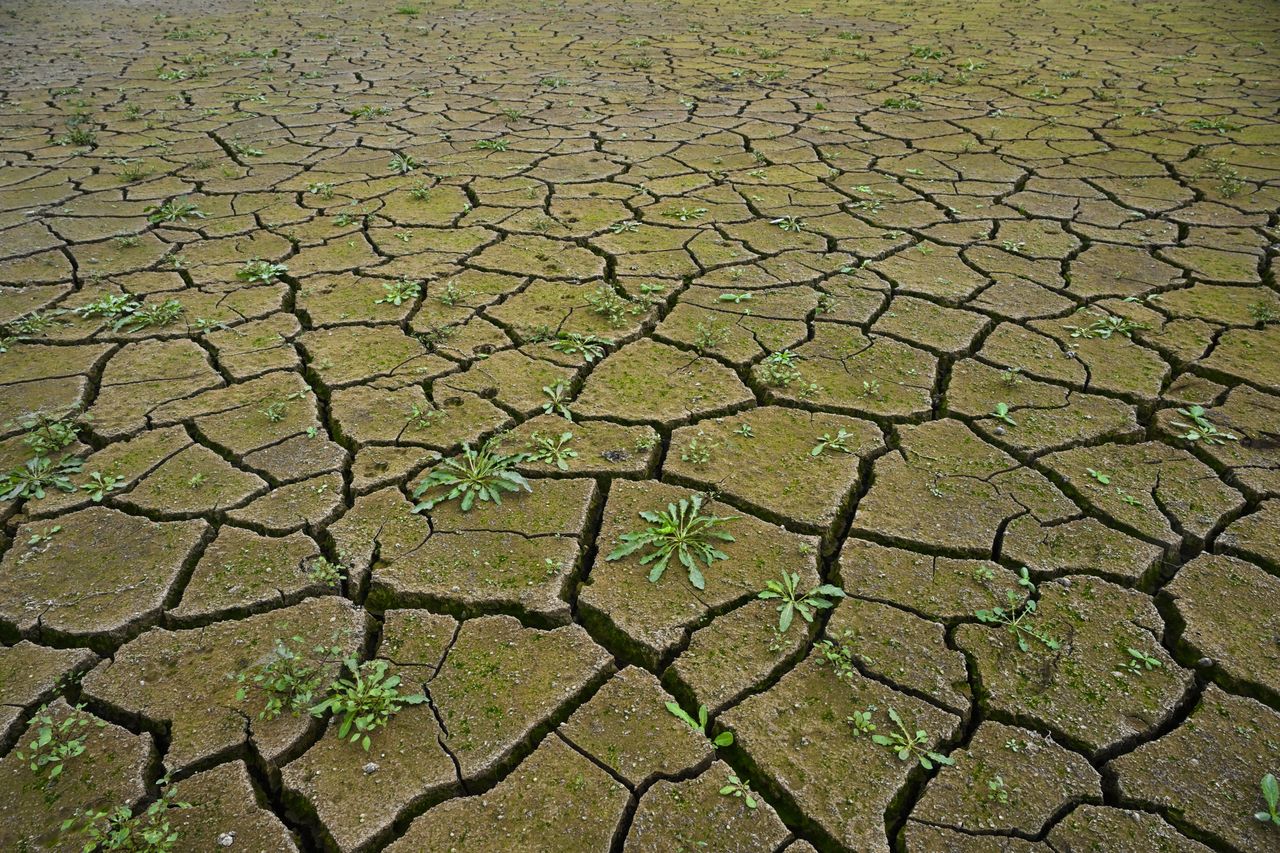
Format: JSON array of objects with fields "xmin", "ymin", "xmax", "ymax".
[
  {"xmin": 872, "ymin": 707, "xmax": 954, "ymax": 770},
  {"xmin": 810, "ymin": 429, "xmax": 856, "ymax": 457},
  {"xmin": 73, "ymin": 293, "xmax": 141, "ymax": 322},
  {"xmin": 306, "ymin": 555, "xmax": 346, "ymax": 589},
  {"xmin": 113, "ymin": 299, "xmax": 184, "ymax": 332},
  {"xmin": 411, "ymin": 441, "xmax": 532, "ymax": 512},
  {"xmin": 81, "ymin": 472, "xmax": 125, "ymax": 502},
  {"xmin": 526, "ymin": 430, "xmax": 577, "ymax": 470},
  {"xmin": 990, "ymin": 402, "xmax": 1017, "ymax": 427},
  {"xmin": 62, "ymin": 779, "xmax": 190, "ymax": 853},
  {"xmin": 585, "ymin": 284, "xmax": 638, "ymax": 326},
  {"xmin": 1171, "ymin": 405, "xmax": 1237, "ymax": 445},
  {"xmin": 719, "ymin": 774, "xmax": 757, "ymax": 809},
  {"xmin": 1256, "ymin": 773, "xmax": 1280, "ymax": 826},
  {"xmin": 144, "ymin": 197, "xmax": 204, "ymax": 224},
  {"xmin": 665, "ymin": 702, "xmax": 734, "ymax": 747},
  {"xmin": 375, "ymin": 277, "xmax": 422, "ymax": 306},
  {"xmin": 758, "ymin": 571, "xmax": 845, "ymax": 633},
  {"xmin": 2, "ymin": 455, "xmax": 82, "ymax": 500},
  {"xmin": 770, "ymin": 214, "xmax": 805, "ymax": 232},
  {"xmin": 236, "ymin": 259, "xmax": 287, "ymax": 284},
  {"xmin": 233, "ymin": 636, "xmax": 339, "ymax": 720},
  {"xmin": 17, "ymin": 704, "xmax": 103, "ymax": 787},
  {"xmin": 11, "ymin": 410, "xmax": 83, "ymax": 456},
  {"xmin": 310, "ymin": 657, "xmax": 427, "ymax": 750},
  {"xmin": 975, "ymin": 569, "xmax": 1061, "ymax": 653},
  {"xmin": 541, "ymin": 380, "xmax": 573, "ymax": 421},
  {"xmin": 549, "ymin": 332, "xmax": 611, "ymax": 362},
  {"xmin": 761, "ymin": 349, "xmax": 803, "ymax": 388},
  {"xmin": 607, "ymin": 493, "xmax": 736, "ymax": 589}
]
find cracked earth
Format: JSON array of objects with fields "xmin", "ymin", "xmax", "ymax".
[{"xmin": 0, "ymin": 0, "xmax": 1278, "ymax": 850}]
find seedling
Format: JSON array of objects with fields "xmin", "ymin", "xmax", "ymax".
[
  {"xmin": 717, "ymin": 292, "xmax": 752, "ymax": 303},
  {"xmin": 872, "ymin": 708, "xmax": 954, "ymax": 770},
  {"xmin": 810, "ymin": 429, "xmax": 855, "ymax": 456},
  {"xmin": 847, "ymin": 708, "xmax": 877, "ymax": 736},
  {"xmin": 81, "ymin": 472, "xmax": 125, "ymax": 502},
  {"xmin": 988, "ymin": 775, "xmax": 1009, "ymax": 803},
  {"xmin": 1256, "ymin": 773, "xmax": 1280, "ymax": 826},
  {"xmin": 541, "ymin": 380, "xmax": 573, "ymax": 421},
  {"xmin": 680, "ymin": 431, "xmax": 716, "ymax": 465},
  {"xmin": 375, "ymin": 277, "xmax": 422, "ymax": 306},
  {"xmin": 306, "ymin": 556, "xmax": 346, "ymax": 589},
  {"xmin": 609, "ymin": 220, "xmax": 639, "ymax": 233},
  {"xmin": 719, "ymin": 774, "xmax": 757, "ymax": 809},
  {"xmin": 1087, "ymin": 468, "xmax": 1111, "ymax": 485},
  {"xmin": 665, "ymin": 702, "xmax": 734, "ymax": 747},
  {"xmin": 1121, "ymin": 647, "xmax": 1162, "ymax": 674},
  {"xmin": 259, "ymin": 401, "xmax": 287, "ymax": 423},
  {"xmin": 585, "ymin": 284, "xmax": 638, "ymax": 326},
  {"xmin": 306, "ymin": 181, "xmax": 336, "ymax": 199},
  {"xmin": 694, "ymin": 319, "xmax": 729, "ymax": 352},
  {"xmin": 237, "ymin": 259, "xmax": 287, "ymax": 284},
  {"xmin": 411, "ymin": 441, "xmax": 532, "ymax": 512},
  {"xmin": 975, "ymin": 572, "xmax": 1060, "ymax": 654},
  {"xmin": 234, "ymin": 637, "xmax": 334, "ymax": 720},
  {"xmin": 405, "ymin": 403, "xmax": 444, "ymax": 431},
  {"xmin": 549, "ymin": 332, "xmax": 611, "ymax": 362},
  {"xmin": 473, "ymin": 138, "xmax": 509, "ymax": 151},
  {"xmin": 113, "ymin": 299, "xmax": 184, "ymax": 332},
  {"xmin": 437, "ymin": 280, "xmax": 470, "ymax": 306},
  {"xmin": 1187, "ymin": 117, "xmax": 1240, "ymax": 135},
  {"xmin": 388, "ymin": 152, "xmax": 420, "ymax": 174},
  {"xmin": 16, "ymin": 704, "xmax": 102, "ymax": 785},
  {"xmin": 734, "ymin": 423, "xmax": 755, "ymax": 438},
  {"xmin": 991, "ymin": 403, "xmax": 1017, "ymax": 426},
  {"xmin": 662, "ymin": 206, "xmax": 707, "ymax": 221},
  {"xmin": 74, "ymin": 293, "xmax": 140, "ymax": 322},
  {"xmin": 62, "ymin": 781, "xmax": 189, "ymax": 853},
  {"xmin": 606, "ymin": 492, "xmax": 736, "ymax": 589},
  {"xmin": 526, "ymin": 431, "xmax": 577, "ymax": 470},
  {"xmin": 770, "ymin": 215, "xmax": 805, "ymax": 232},
  {"xmin": 1067, "ymin": 314, "xmax": 1147, "ymax": 340},
  {"xmin": 12, "ymin": 411, "xmax": 82, "ymax": 455},
  {"xmin": 2, "ymin": 455, "xmax": 82, "ymax": 500},
  {"xmin": 310, "ymin": 657, "xmax": 427, "ymax": 750},
  {"xmin": 1171, "ymin": 405, "xmax": 1237, "ymax": 445},
  {"xmin": 758, "ymin": 571, "xmax": 845, "ymax": 633},
  {"xmin": 145, "ymin": 198, "xmax": 205, "ymax": 224}
]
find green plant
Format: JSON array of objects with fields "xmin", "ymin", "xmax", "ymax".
[
  {"xmin": 405, "ymin": 403, "xmax": 443, "ymax": 431},
  {"xmin": 1067, "ymin": 314, "xmax": 1147, "ymax": 340},
  {"xmin": 872, "ymin": 707, "xmax": 954, "ymax": 770},
  {"xmin": 62, "ymin": 780, "xmax": 189, "ymax": 852},
  {"xmin": 541, "ymin": 380, "xmax": 573, "ymax": 421},
  {"xmin": 144, "ymin": 198, "xmax": 204, "ymax": 224},
  {"xmin": 375, "ymin": 277, "xmax": 422, "ymax": 306},
  {"xmin": 662, "ymin": 206, "xmax": 707, "ymax": 222},
  {"xmin": 1122, "ymin": 647, "xmax": 1162, "ymax": 674},
  {"xmin": 606, "ymin": 493, "xmax": 735, "ymax": 589},
  {"xmin": 758, "ymin": 571, "xmax": 845, "ymax": 633},
  {"xmin": 526, "ymin": 430, "xmax": 577, "ymax": 470},
  {"xmin": 306, "ymin": 556, "xmax": 346, "ymax": 589},
  {"xmin": 437, "ymin": 280, "xmax": 469, "ymax": 306},
  {"xmin": 719, "ymin": 774, "xmax": 757, "ymax": 809},
  {"xmin": 473, "ymin": 138, "xmax": 509, "ymax": 151},
  {"xmin": 12, "ymin": 411, "xmax": 81, "ymax": 455},
  {"xmin": 975, "ymin": 570, "xmax": 1060, "ymax": 653},
  {"xmin": 810, "ymin": 429, "xmax": 855, "ymax": 456},
  {"xmin": 306, "ymin": 181, "xmax": 336, "ymax": 199},
  {"xmin": 991, "ymin": 403, "xmax": 1017, "ymax": 426},
  {"xmin": 1256, "ymin": 773, "xmax": 1280, "ymax": 826},
  {"xmin": 1248, "ymin": 301, "xmax": 1278, "ymax": 324},
  {"xmin": 665, "ymin": 702, "xmax": 734, "ymax": 747},
  {"xmin": 988, "ymin": 775, "xmax": 1009, "ymax": 803},
  {"xmin": 549, "ymin": 333, "xmax": 611, "ymax": 362},
  {"xmin": 585, "ymin": 284, "xmax": 638, "ymax": 326},
  {"xmin": 762, "ymin": 349, "xmax": 803, "ymax": 387},
  {"xmin": 2, "ymin": 455, "xmax": 82, "ymax": 500},
  {"xmin": 1187, "ymin": 116, "xmax": 1240, "ymax": 135},
  {"xmin": 680, "ymin": 431, "xmax": 716, "ymax": 465},
  {"xmin": 388, "ymin": 152, "xmax": 420, "ymax": 174},
  {"xmin": 74, "ymin": 294, "xmax": 141, "ymax": 322},
  {"xmin": 236, "ymin": 259, "xmax": 287, "ymax": 284},
  {"xmin": 1171, "ymin": 405, "xmax": 1237, "ymax": 445},
  {"xmin": 609, "ymin": 219, "xmax": 639, "ymax": 233},
  {"xmin": 310, "ymin": 657, "xmax": 426, "ymax": 750},
  {"xmin": 694, "ymin": 319, "xmax": 729, "ymax": 353},
  {"xmin": 770, "ymin": 215, "xmax": 805, "ymax": 232},
  {"xmin": 846, "ymin": 707, "xmax": 877, "ymax": 736},
  {"xmin": 81, "ymin": 472, "xmax": 125, "ymax": 502},
  {"xmin": 113, "ymin": 299, "xmax": 184, "ymax": 332},
  {"xmin": 411, "ymin": 441, "xmax": 532, "ymax": 512},
  {"xmin": 259, "ymin": 401, "xmax": 287, "ymax": 423},
  {"xmin": 883, "ymin": 95, "xmax": 924, "ymax": 110},
  {"xmin": 234, "ymin": 637, "xmax": 335, "ymax": 720},
  {"xmin": 16, "ymin": 705, "xmax": 101, "ymax": 785}
]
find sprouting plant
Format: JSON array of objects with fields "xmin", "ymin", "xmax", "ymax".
[
  {"xmin": 411, "ymin": 441, "xmax": 532, "ymax": 512},
  {"xmin": 1067, "ymin": 314, "xmax": 1148, "ymax": 340},
  {"xmin": 1256, "ymin": 773, "xmax": 1280, "ymax": 826},
  {"xmin": 16, "ymin": 705, "xmax": 101, "ymax": 785},
  {"xmin": 662, "ymin": 206, "xmax": 708, "ymax": 222},
  {"xmin": 719, "ymin": 774, "xmax": 757, "ymax": 809},
  {"xmin": 585, "ymin": 284, "xmax": 638, "ymax": 326},
  {"xmin": 541, "ymin": 380, "xmax": 573, "ymax": 421},
  {"xmin": 734, "ymin": 423, "xmax": 755, "ymax": 438},
  {"xmin": 1121, "ymin": 647, "xmax": 1162, "ymax": 675},
  {"xmin": 680, "ymin": 431, "xmax": 716, "ymax": 465},
  {"xmin": 306, "ymin": 181, "xmax": 336, "ymax": 199},
  {"xmin": 1187, "ymin": 116, "xmax": 1240, "ymax": 135},
  {"xmin": 405, "ymin": 402, "xmax": 443, "ymax": 431},
  {"xmin": 74, "ymin": 293, "xmax": 141, "ymax": 322},
  {"xmin": 694, "ymin": 319, "xmax": 729, "ymax": 353},
  {"xmin": 233, "ymin": 637, "xmax": 334, "ymax": 720},
  {"xmin": 144, "ymin": 197, "xmax": 205, "ymax": 224},
  {"xmin": 810, "ymin": 429, "xmax": 855, "ymax": 457},
  {"xmin": 259, "ymin": 401, "xmax": 287, "ymax": 423},
  {"xmin": 665, "ymin": 702, "xmax": 734, "ymax": 747},
  {"xmin": 375, "ymin": 277, "xmax": 422, "ymax": 306},
  {"xmin": 61, "ymin": 780, "xmax": 190, "ymax": 853},
  {"xmin": 883, "ymin": 95, "xmax": 924, "ymax": 110},
  {"xmin": 1000, "ymin": 367, "xmax": 1022, "ymax": 386},
  {"xmin": 1249, "ymin": 301, "xmax": 1278, "ymax": 325},
  {"xmin": 762, "ymin": 349, "xmax": 803, "ymax": 388},
  {"xmin": 306, "ymin": 556, "xmax": 346, "ymax": 589},
  {"xmin": 473, "ymin": 138, "xmax": 509, "ymax": 151},
  {"xmin": 607, "ymin": 493, "xmax": 735, "ymax": 589},
  {"xmin": 758, "ymin": 571, "xmax": 845, "ymax": 633},
  {"xmin": 975, "ymin": 570, "xmax": 1060, "ymax": 653},
  {"xmin": 2, "ymin": 455, "xmax": 82, "ymax": 500},
  {"xmin": 310, "ymin": 657, "xmax": 427, "ymax": 750},
  {"xmin": 991, "ymin": 403, "xmax": 1017, "ymax": 426},
  {"xmin": 1087, "ymin": 468, "xmax": 1111, "ymax": 485},
  {"xmin": 12, "ymin": 411, "xmax": 82, "ymax": 455},
  {"xmin": 81, "ymin": 472, "xmax": 125, "ymax": 502},
  {"xmin": 1171, "ymin": 405, "xmax": 1237, "ymax": 445},
  {"xmin": 526, "ymin": 430, "xmax": 577, "ymax": 470},
  {"xmin": 188, "ymin": 473, "xmax": 206, "ymax": 489},
  {"xmin": 1000, "ymin": 239, "xmax": 1026, "ymax": 254},
  {"xmin": 113, "ymin": 299, "xmax": 184, "ymax": 332},
  {"xmin": 718, "ymin": 292, "xmax": 752, "ymax": 304},
  {"xmin": 549, "ymin": 332, "xmax": 611, "ymax": 362},
  {"xmin": 609, "ymin": 219, "xmax": 639, "ymax": 233},
  {"xmin": 388, "ymin": 152, "xmax": 420, "ymax": 174},
  {"xmin": 236, "ymin": 259, "xmax": 288, "ymax": 284},
  {"xmin": 770, "ymin": 215, "xmax": 805, "ymax": 232},
  {"xmin": 847, "ymin": 708, "xmax": 877, "ymax": 736},
  {"xmin": 872, "ymin": 707, "xmax": 954, "ymax": 770},
  {"xmin": 988, "ymin": 775, "xmax": 1009, "ymax": 803}
]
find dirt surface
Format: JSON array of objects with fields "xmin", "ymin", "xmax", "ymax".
[{"xmin": 0, "ymin": 0, "xmax": 1278, "ymax": 850}]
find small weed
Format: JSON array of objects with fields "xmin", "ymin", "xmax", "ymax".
[
  {"xmin": 113, "ymin": 299, "xmax": 184, "ymax": 332},
  {"xmin": 988, "ymin": 775, "xmax": 1009, "ymax": 803},
  {"xmin": 306, "ymin": 556, "xmax": 346, "ymax": 589},
  {"xmin": 606, "ymin": 492, "xmax": 735, "ymax": 589},
  {"xmin": 666, "ymin": 702, "xmax": 734, "ymax": 747},
  {"xmin": 694, "ymin": 319, "xmax": 729, "ymax": 353},
  {"xmin": 872, "ymin": 707, "xmax": 954, "ymax": 770},
  {"xmin": 810, "ymin": 429, "xmax": 855, "ymax": 457},
  {"xmin": 975, "ymin": 570, "xmax": 1060, "ymax": 653},
  {"xmin": 1066, "ymin": 313, "xmax": 1147, "ymax": 340},
  {"xmin": 411, "ymin": 441, "xmax": 532, "ymax": 512},
  {"xmin": 541, "ymin": 381, "xmax": 574, "ymax": 421},
  {"xmin": 388, "ymin": 152, "xmax": 420, "ymax": 174},
  {"xmin": 1187, "ymin": 117, "xmax": 1240, "ymax": 135},
  {"xmin": 237, "ymin": 259, "xmax": 288, "ymax": 284},
  {"xmin": 610, "ymin": 220, "xmax": 639, "ymax": 233},
  {"xmin": 526, "ymin": 430, "xmax": 577, "ymax": 470},
  {"xmin": 375, "ymin": 277, "xmax": 422, "ymax": 306},
  {"xmin": 1121, "ymin": 647, "xmax": 1162, "ymax": 675},
  {"xmin": 771, "ymin": 215, "xmax": 805, "ymax": 232},
  {"xmin": 81, "ymin": 472, "xmax": 125, "ymax": 502},
  {"xmin": 1256, "ymin": 773, "xmax": 1280, "ymax": 826},
  {"xmin": 549, "ymin": 333, "xmax": 611, "ymax": 362},
  {"xmin": 234, "ymin": 637, "xmax": 336, "ymax": 720},
  {"xmin": 310, "ymin": 657, "xmax": 427, "ymax": 750},
  {"xmin": 758, "ymin": 571, "xmax": 845, "ymax": 633},
  {"xmin": 991, "ymin": 403, "xmax": 1017, "ymax": 426},
  {"xmin": 1172, "ymin": 405, "xmax": 1237, "ymax": 445},
  {"xmin": 145, "ymin": 198, "xmax": 205, "ymax": 224},
  {"xmin": 12, "ymin": 411, "xmax": 81, "ymax": 456},
  {"xmin": 306, "ymin": 181, "xmax": 336, "ymax": 199},
  {"xmin": 719, "ymin": 774, "xmax": 758, "ymax": 809},
  {"xmin": 16, "ymin": 705, "xmax": 102, "ymax": 786},
  {"xmin": 680, "ymin": 431, "xmax": 717, "ymax": 465},
  {"xmin": 75, "ymin": 293, "xmax": 140, "ymax": 322},
  {"xmin": 473, "ymin": 138, "xmax": 509, "ymax": 151},
  {"xmin": 662, "ymin": 206, "xmax": 708, "ymax": 222},
  {"xmin": 1248, "ymin": 301, "xmax": 1278, "ymax": 325},
  {"xmin": 437, "ymin": 280, "xmax": 470, "ymax": 306},
  {"xmin": 585, "ymin": 284, "xmax": 639, "ymax": 326},
  {"xmin": 62, "ymin": 781, "xmax": 189, "ymax": 853},
  {"xmin": 883, "ymin": 95, "xmax": 924, "ymax": 111},
  {"xmin": 2, "ymin": 455, "xmax": 82, "ymax": 500},
  {"xmin": 259, "ymin": 401, "xmax": 287, "ymax": 423}
]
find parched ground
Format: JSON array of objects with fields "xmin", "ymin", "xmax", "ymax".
[{"xmin": 0, "ymin": 0, "xmax": 1278, "ymax": 850}]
